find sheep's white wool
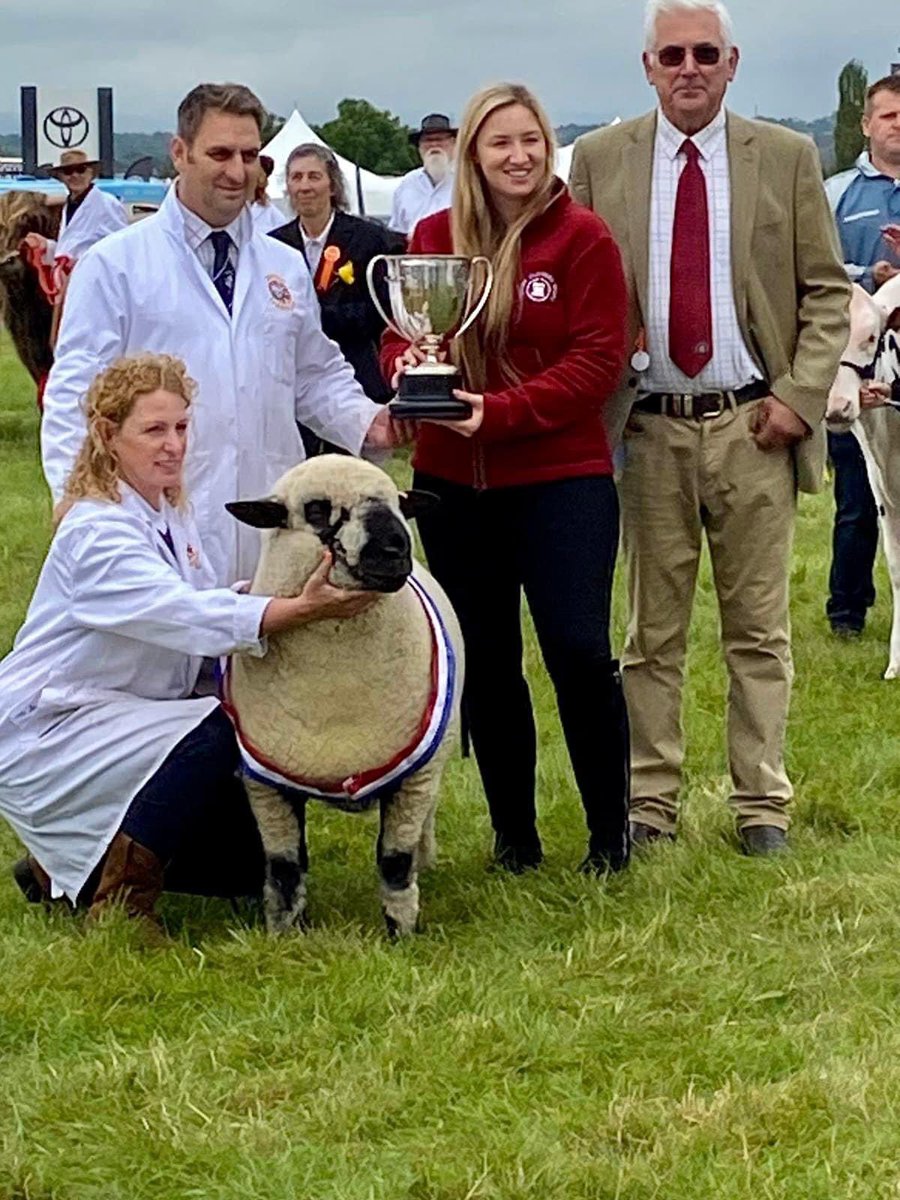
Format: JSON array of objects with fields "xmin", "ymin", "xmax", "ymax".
[{"xmin": 222, "ymin": 575, "xmax": 457, "ymax": 807}]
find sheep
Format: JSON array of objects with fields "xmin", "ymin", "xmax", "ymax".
[{"xmin": 224, "ymin": 455, "xmax": 463, "ymax": 937}]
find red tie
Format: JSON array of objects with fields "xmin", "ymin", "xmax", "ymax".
[{"xmin": 669, "ymin": 139, "xmax": 712, "ymax": 378}]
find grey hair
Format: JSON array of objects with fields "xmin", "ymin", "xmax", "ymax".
[
  {"xmin": 643, "ymin": 0, "xmax": 734, "ymax": 51},
  {"xmin": 285, "ymin": 142, "xmax": 349, "ymax": 213}
]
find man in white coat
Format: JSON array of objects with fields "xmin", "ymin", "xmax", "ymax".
[
  {"xmin": 41, "ymin": 82, "xmax": 397, "ymax": 585},
  {"xmin": 47, "ymin": 148, "xmax": 129, "ymax": 264},
  {"xmin": 21, "ymin": 148, "xmax": 128, "ymax": 335}
]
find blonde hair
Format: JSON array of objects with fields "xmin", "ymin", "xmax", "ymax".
[
  {"xmin": 450, "ymin": 83, "xmax": 557, "ymax": 391},
  {"xmin": 64, "ymin": 354, "xmax": 196, "ymax": 506}
]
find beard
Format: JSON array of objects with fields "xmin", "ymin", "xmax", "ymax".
[{"xmin": 423, "ymin": 148, "xmax": 450, "ymax": 184}]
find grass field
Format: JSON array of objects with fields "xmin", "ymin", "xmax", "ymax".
[{"xmin": 3, "ymin": 331, "xmax": 900, "ymax": 1199}]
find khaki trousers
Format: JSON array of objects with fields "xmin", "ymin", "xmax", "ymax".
[{"xmin": 619, "ymin": 399, "xmax": 796, "ymax": 833}]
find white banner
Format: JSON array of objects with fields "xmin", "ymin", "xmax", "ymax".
[{"xmin": 35, "ymin": 87, "xmax": 101, "ymax": 166}]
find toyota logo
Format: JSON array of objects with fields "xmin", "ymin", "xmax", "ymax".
[{"xmin": 43, "ymin": 106, "xmax": 89, "ymax": 150}]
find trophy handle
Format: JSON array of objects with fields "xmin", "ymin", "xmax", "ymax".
[
  {"xmin": 365, "ymin": 255, "xmax": 408, "ymax": 342},
  {"xmin": 454, "ymin": 255, "xmax": 494, "ymax": 340}
]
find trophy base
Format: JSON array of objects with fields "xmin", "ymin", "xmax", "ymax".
[{"xmin": 390, "ymin": 371, "xmax": 472, "ymax": 421}]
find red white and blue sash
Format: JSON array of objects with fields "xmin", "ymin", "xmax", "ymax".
[{"xmin": 220, "ymin": 575, "xmax": 456, "ymax": 807}]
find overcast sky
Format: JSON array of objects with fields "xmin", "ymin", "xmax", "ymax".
[{"xmin": 2, "ymin": 0, "xmax": 897, "ymax": 132}]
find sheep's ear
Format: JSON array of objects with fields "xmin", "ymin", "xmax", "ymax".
[
  {"xmin": 225, "ymin": 499, "xmax": 289, "ymax": 528},
  {"xmin": 398, "ymin": 489, "xmax": 440, "ymax": 521}
]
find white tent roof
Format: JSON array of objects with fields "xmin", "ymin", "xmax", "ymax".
[{"xmin": 263, "ymin": 109, "xmax": 399, "ymax": 219}]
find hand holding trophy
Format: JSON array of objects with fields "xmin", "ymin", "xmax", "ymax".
[{"xmin": 366, "ymin": 254, "xmax": 493, "ymax": 420}]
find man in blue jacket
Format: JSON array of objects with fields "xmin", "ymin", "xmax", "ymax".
[{"xmin": 824, "ymin": 74, "xmax": 900, "ymax": 638}]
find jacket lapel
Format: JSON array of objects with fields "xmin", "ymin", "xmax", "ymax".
[
  {"xmin": 622, "ymin": 112, "xmax": 656, "ymax": 319},
  {"xmin": 726, "ymin": 111, "xmax": 760, "ymax": 327},
  {"xmin": 272, "ymin": 218, "xmax": 306, "ymax": 259}
]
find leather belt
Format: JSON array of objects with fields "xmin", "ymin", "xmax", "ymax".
[{"xmin": 634, "ymin": 380, "xmax": 770, "ymax": 420}]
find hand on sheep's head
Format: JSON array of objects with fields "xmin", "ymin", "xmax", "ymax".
[{"xmin": 261, "ymin": 550, "xmax": 380, "ymax": 635}]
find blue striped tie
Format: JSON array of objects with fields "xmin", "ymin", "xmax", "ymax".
[{"xmin": 208, "ymin": 230, "xmax": 235, "ymax": 315}]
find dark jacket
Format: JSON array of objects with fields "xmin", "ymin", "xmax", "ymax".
[
  {"xmin": 379, "ymin": 184, "xmax": 628, "ymax": 489},
  {"xmin": 270, "ymin": 210, "xmax": 404, "ymax": 403}
]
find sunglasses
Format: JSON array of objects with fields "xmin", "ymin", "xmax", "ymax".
[
  {"xmin": 59, "ymin": 164, "xmax": 90, "ymax": 177},
  {"xmin": 656, "ymin": 42, "xmax": 722, "ymax": 67}
]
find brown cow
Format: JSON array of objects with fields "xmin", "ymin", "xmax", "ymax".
[{"xmin": 0, "ymin": 191, "xmax": 61, "ymax": 399}]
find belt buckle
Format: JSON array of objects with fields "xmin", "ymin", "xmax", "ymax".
[{"xmin": 698, "ymin": 392, "xmax": 725, "ymax": 420}]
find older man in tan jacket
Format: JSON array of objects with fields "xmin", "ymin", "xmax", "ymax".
[{"xmin": 570, "ymin": 0, "xmax": 850, "ymax": 854}]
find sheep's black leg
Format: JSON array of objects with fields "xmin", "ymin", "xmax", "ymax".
[
  {"xmin": 378, "ymin": 776, "xmax": 438, "ymax": 937},
  {"xmin": 245, "ymin": 779, "xmax": 307, "ymax": 932}
]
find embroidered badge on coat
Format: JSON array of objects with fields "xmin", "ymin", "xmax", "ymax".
[
  {"xmin": 522, "ymin": 272, "xmax": 558, "ymax": 303},
  {"xmin": 186, "ymin": 543, "xmax": 201, "ymax": 569},
  {"xmin": 267, "ymin": 274, "xmax": 293, "ymax": 309}
]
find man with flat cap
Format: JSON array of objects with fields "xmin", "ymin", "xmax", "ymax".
[{"xmin": 389, "ymin": 112, "xmax": 457, "ymax": 239}]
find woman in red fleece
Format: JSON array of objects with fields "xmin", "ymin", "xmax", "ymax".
[{"xmin": 381, "ymin": 83, "xmax": 629, "ymax": 874}]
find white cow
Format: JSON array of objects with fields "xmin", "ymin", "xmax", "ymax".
[{"xmin": 827, "ymin": 275, "xmax": 900, "ymax": 676}]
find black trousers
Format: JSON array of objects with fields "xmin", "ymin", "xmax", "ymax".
[
  {"xmin": 827, "ymin": 430, "xmax": 878, "ymax": 632},
  {"xmin": 120, "ymin": 707, "xmax": 264, "ymax": 898},
  {"xmin": 414, "ymin": 471, "xmax": 629, "ymax": 865}
]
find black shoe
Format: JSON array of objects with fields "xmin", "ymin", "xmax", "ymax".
[
  {"xmin": 739, "ymin": 825, "xmax": 788, "ymax": 856},
  {"xmin": 579, "ymin": 848, "xmax": 629, "ymax": 875},
  {"xmin": 831, "ymin": 622, "xmax": 862, "ymax": 640},
  {"xmin": 629, "ymin": 820, "xmax": 675, "ymax": 847},
  {"xmin": 492, "ymin": 834, "xmax": 543, "ymax": 875}
]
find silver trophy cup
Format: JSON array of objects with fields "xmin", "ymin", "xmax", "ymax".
[{"xmin": 366, "ymin": 254, "xmax": 493, "ymax": 419}]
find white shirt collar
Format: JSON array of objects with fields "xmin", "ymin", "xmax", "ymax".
[
  {"xmin": 299, "ymin": 212, "xmax": 335, "ymax": 249},
  {"xmin": 175, "ymin": 188, "xmax": 251, "ymax": 254},
  {"xmin": 118, "ymin": 481, "xmax": 173, "ymax": 535},
  {"xmin": 656, "ymin": 105, "xmax": 727, "ymax": 161}
]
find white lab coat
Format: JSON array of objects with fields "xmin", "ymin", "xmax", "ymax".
[
  {"xmin": 389, "ymin": 167, "xmax": 453, "ymax": 237},
  {"xmin": 251, "ymin": 201, "xmax": 288, "ymax": 234},
  {"xmin": 0, "ymin": 487, "xmax": 270, "ymax": 902},
  {"xmin": 41, "ymin": 186, "xmax": 382, "ymax": 584},
  {"xmin": 49, "ymin": 184, "xmax": 128, "ymax": 263}
]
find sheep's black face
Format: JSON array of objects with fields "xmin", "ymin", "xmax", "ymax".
[
  {"xmin": 354, "ymin": 504, "xmax": 412, "ymax": 592},
  {"xmin": 304, "ymin": 496, "xmax": 413, "ymax": 592}
]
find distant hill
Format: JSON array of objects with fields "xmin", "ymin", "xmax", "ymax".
[
  {"xmin": 555, "ymin": 114, "xmax": 837, "ymax": 175},
  {"xmin": 0, "ymin": 130, "xmax": 174, "ymax": 176},
  {"xmin": 555, "ymin": 122, "xmax": 602, "ymax": 146},
  {"xmin": 756, "ymin": 114, "xmax": 836, "ymax": 175}
]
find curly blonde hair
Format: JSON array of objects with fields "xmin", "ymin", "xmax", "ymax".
[{"xmin": 64, "ymin": 354, "xmax": 196, "ymax": 506}]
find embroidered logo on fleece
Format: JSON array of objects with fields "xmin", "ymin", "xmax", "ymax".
[
  {"xmin": 266, "ymin": 274, "xmax": 293, "ymax": 309},
  {"xmin": 522, "ymin": 272, "xmax": 558, "ymax": 303}
]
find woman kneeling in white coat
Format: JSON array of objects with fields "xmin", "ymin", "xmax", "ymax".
[{"xmin": 0, "ymin": 353, "xmax": 377, "ymax": 929}]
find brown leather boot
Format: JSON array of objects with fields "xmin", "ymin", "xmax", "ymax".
[{"xmin": 88, "ymin": 833, "xmax": 165, "ymax": 932}]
